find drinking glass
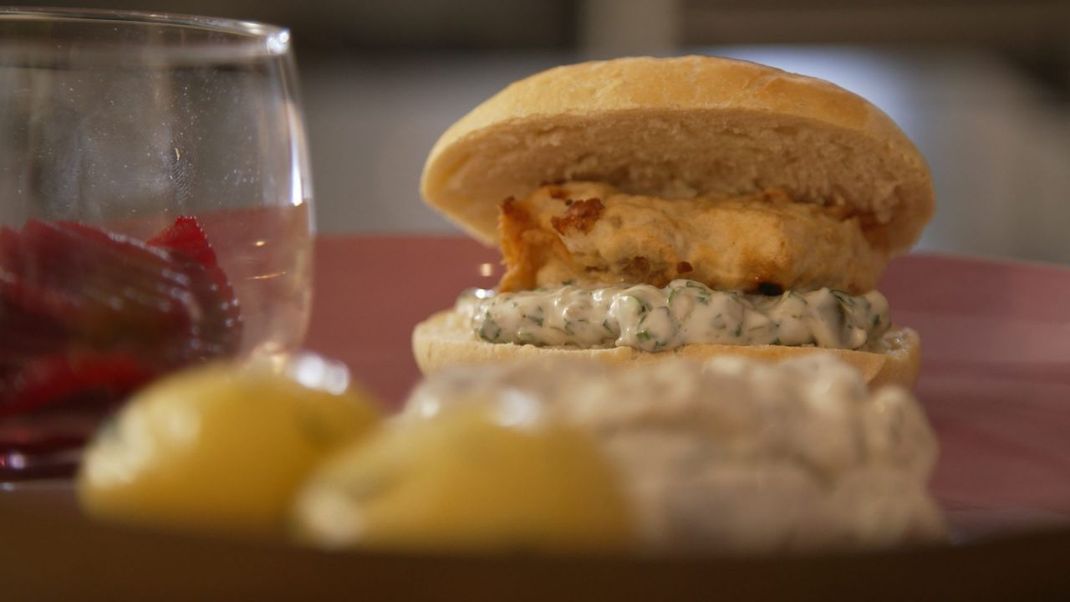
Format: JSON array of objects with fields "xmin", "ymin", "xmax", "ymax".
[{"xmin": 0, "ymin": 8, "xmax": 314, "ymax": 478}]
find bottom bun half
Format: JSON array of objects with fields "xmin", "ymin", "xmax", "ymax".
[{"xmin": 412, "ymin": 310, "xmax": 921, "ymax": 390}]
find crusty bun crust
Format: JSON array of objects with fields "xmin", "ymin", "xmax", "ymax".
[
  {"xmin": 412, "ymin": 309, "xmax": 921, "ymax": 390},
  {"xmin": 421, "ymin": 55, "xmax": 933, "ymax": 254}
]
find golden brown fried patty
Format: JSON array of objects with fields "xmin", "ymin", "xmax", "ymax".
[{"xmin": 499, "ymin": 182, "xmax": 889, "ymax": 294}]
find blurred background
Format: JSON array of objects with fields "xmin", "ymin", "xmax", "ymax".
[{"xmin": 16, "ymin": 0, "xmax": 1070, "ymax": 263}]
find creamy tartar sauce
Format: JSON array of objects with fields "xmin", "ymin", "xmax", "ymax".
[{"xmin": 458, "ymin": 280, "xmax": 890, "ymax": 351}]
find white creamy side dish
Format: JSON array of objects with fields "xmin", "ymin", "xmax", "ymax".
[
  {"xmin": 404, "ymin": 355, "xmax": 944, "ymax": 552},
  {"xmin": 458, "ymin": 280, "xmax": 890, "ymax": 352}
]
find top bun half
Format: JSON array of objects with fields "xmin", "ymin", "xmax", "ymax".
[{"xmin": 421, "ymin": 55, "xmax": 933, "ymax": 254}]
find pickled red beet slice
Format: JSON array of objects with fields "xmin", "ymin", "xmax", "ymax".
[
  {"xmin": 6, "ymin": 218, "xmax": 240, "ymax": 361},
  {"xmin": 0, "ymin": 293, "xmax": 70, "ymax": 362},
  {"xmin": 147, "ymin": 216, "xmax": 220, "ymax": 270},
  {"xmin": 0, "ymin": 216, "xmax": 242, "ymax": 419},
  {"xmin": 4, "ymin": 220, "xmax": 198, "ymax": 355},
  {"xmin": 0, "ymin": 353, "xmax": 155, "ymax": 420},
  {"xmin": 148, "ymin": 216, "xmax": 242, "ymax": 356}
]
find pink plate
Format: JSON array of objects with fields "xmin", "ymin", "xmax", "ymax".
[
  {"xmin": 4, "ymin": 235, "xmax": 1070, "ymax": 600},
  {"xmin": 306, "ymin": 236, "xmax": 1070, "ymax": 539}
]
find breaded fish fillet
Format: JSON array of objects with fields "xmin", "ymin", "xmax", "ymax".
[{"xmin": 499, "ymin": 182, "xmax": 888, "ymax": 294}]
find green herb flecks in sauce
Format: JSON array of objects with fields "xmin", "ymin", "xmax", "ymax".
[{"xmin": 458, "ymin": 280, "xmax": 890, "ymax": 352}]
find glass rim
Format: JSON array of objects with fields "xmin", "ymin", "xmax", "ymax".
[
  {"xmin": 0, "ymin": 7, "xmax": 294, "ymax": 62},
  {"xmin": 0, "ymin": 7, "xmax": 288, "ymax": 40}
]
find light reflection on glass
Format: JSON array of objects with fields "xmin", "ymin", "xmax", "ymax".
[{"xmin": 287, "ymin": 353, "xmax": 351, "ymax": 395}]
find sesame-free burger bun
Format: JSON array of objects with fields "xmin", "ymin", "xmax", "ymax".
[{"xmin": 421, "ymin": 55, "xmax": 933, "ymax": 254}]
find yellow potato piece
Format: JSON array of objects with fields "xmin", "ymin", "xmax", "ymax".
[
  {"xmin": 294, "ymin": 407, "xmax": 635, "ymax": 553},
  {"xmin": 77, "ymin": 363, "xmax": 380, "ymax": 538}
]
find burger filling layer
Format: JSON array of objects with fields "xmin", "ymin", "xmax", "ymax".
[
  {"xmin": 458, "ymin": 281, "xmax": 890, "ymax": 352},
  {"xmin": 499, "ymin": 182, "xmax": 890, "ymax": 295}
]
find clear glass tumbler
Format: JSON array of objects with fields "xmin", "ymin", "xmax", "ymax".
[{"xmin": 0, "ymin": 9, "xmax": 314, "ymax": 479}]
